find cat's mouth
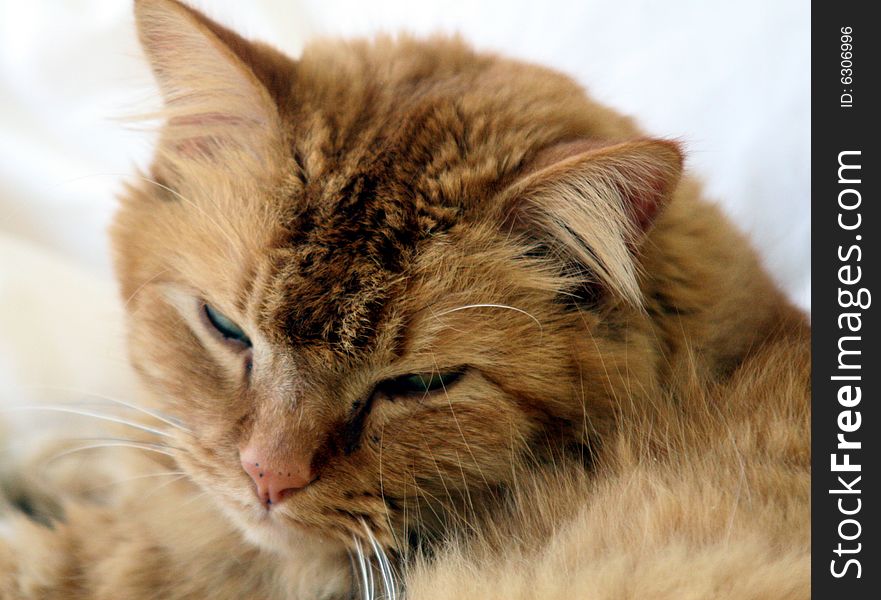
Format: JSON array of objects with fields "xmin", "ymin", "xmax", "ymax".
[
  {"xmin": 233, "ymin": 487, "xmax": 397, "ymax": 559},
  {"xmin": 222, "ymin": 475, "xmax": 368, "ymax": 550},
  {"xmin": 221, "ymin": 490, "xmax": 342, "ymax": 554}
]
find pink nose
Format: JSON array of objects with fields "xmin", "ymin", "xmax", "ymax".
[{"xmin": 239, "ymin": 445, "xmax": 313, "ymax": 506}]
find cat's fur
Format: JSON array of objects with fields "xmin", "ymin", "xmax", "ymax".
[{"xmin": 0, "ymin": 0, "xmax": 810, "ymax": 598}]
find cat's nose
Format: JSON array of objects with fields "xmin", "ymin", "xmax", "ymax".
[{"xmin": 239, "ymin": 444, "xmax": 314, "ymax": 506}]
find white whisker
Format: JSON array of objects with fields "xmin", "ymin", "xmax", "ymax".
[
  {"xmin": 362, "ymin": 520, "xmax": 397, "ymax": 600},
  {"xmin": 433, "ymin": 303, "xmax": 543, "ymax": 336},
  {"xmin": 2, "ymin": 405, "xmax": 171, "ymax": 438},
  {"xmin": 17, "ymin": 385, "xmax": 191, "ymax": 433},
  {"xmin": 176, "ymin": 489, "xmax": 209, "ymax": 509},
  {"xmin": 88, "ymin": 396, "xmax": 191, "ymax": 433},
  {"xmin": 366, "ymin": 543, "xmax": 375, "ymax": 600},
  {"xmin": 83, "ymin": 471, "xmax": 188, "ymax": 493},
  {"xmin": 352, "ymin": 535, "xmax": 373, "ymax": 600},
  {"xmin": 123, "ymin": 268, "xmax": 171, "ymax": 311},
  {"xmin": 45, "ymin": 441, "xmax": 175, "ymax": 464}
]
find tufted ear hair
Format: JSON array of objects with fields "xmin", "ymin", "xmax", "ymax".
[
  {"xmin": 501, "ymin": 139, "xmax": 684, "ymax": 306},
  {"xmin": 134, "ymin": 0, "xmax": 288, "ymax": 173}
]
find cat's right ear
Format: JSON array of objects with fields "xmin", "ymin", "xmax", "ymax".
[
  {"xmin": 499, "ymin": 139, "xmax": 684, "ymax": 307},
  {"xmin": 134, "ymin": 0, "xmax": 287, "ymax": 173}
]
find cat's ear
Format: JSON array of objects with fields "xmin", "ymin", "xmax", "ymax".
[
  {"xmin": 134, "ymin": 0, "xmax": 286, "ymax": 169},
  {"xmin": 502, "ymin": 139, "xmax": 683, "ymax": 305}
]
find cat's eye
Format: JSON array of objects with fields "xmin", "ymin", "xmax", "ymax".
[
  {"xmin": 382, "ymin": 370, "xmax": 464, "ymax": 396},
  {"xmin": 204, "ymin": 303, "xmax": 251, "ymax": 346}
]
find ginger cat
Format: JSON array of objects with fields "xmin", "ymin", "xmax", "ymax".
[{"xmin": 0, "ymin": 1, "xmax": 809, "ymax": 598}]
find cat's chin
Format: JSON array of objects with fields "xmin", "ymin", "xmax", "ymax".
[
  {"xmin": 241, "ymin": 517, "xmax": 340, "ymax": 557},
  {"xmin": 220, "ymin": 499, "xmax": 346, "ymax": 559},
  {"xmin": 208, "ymin": 497, "xmax": 353, "ymax": 596}
]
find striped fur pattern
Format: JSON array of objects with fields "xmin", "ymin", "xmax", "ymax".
[{"xmin": 0, "ymin": 1, "xmax": 809, "ymax": 598}]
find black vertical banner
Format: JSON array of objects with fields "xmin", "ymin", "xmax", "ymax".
[{"xmin": 812, "ymin": 2, "xmax": 878, "ymax": 598}]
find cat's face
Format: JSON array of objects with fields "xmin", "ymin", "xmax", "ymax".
[{"xmin": 114, "ymin": 0, "xmax": 681, "ymax": 554}]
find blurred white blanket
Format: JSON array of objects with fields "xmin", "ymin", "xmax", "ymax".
[{"xmin": 0, "ymin": 0, "xmax": 809, "ymax": 447}]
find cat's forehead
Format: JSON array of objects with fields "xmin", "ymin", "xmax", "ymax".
[
  {"xmin": 246, "ymin": 43, "xmax": 594, "ymax": 355},
  {"xmin": 258, "ymin": 143, "xmax": 467, "ymax": 355}
]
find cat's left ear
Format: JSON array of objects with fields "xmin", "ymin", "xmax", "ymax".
[
  {"xmin": 500, "ymin": 139, "xmax": 684, "ymax": 306},
  {"xmin": 134, "ymin": 0, "xmax": 288, "ymax": 171}
]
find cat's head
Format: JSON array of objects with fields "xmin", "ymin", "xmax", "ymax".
[{"xmin": 114, "ymin": 0, "xmax": 682, "ymax": 555}]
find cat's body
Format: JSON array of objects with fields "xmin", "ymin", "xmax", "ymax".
[{"xmin": 0, "ymin": 1, "xmax": 809, "ymax": 598}]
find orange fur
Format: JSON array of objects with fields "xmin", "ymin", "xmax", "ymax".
[{"xmin": 0, "ymin": 1, "xmax": 809, "ymax": 598}]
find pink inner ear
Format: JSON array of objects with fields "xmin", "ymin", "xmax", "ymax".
[
  {"xmin": 170, "ymin": 113, "xmax": 253, "ymax": 128},
  {"xmin": 524, "ymin": 138, "xmax": 682, "ymax": 236},
  {"xmin": 614, "ymin": 161, "xmax": 674, "ymax": 235},
  {"xmin": 166, "ymin": 113, "xmax": 261, "ymax": 159},
  {"xmin": 171, "ymin": 135, "xmax": 224, "ymax": 160}
]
